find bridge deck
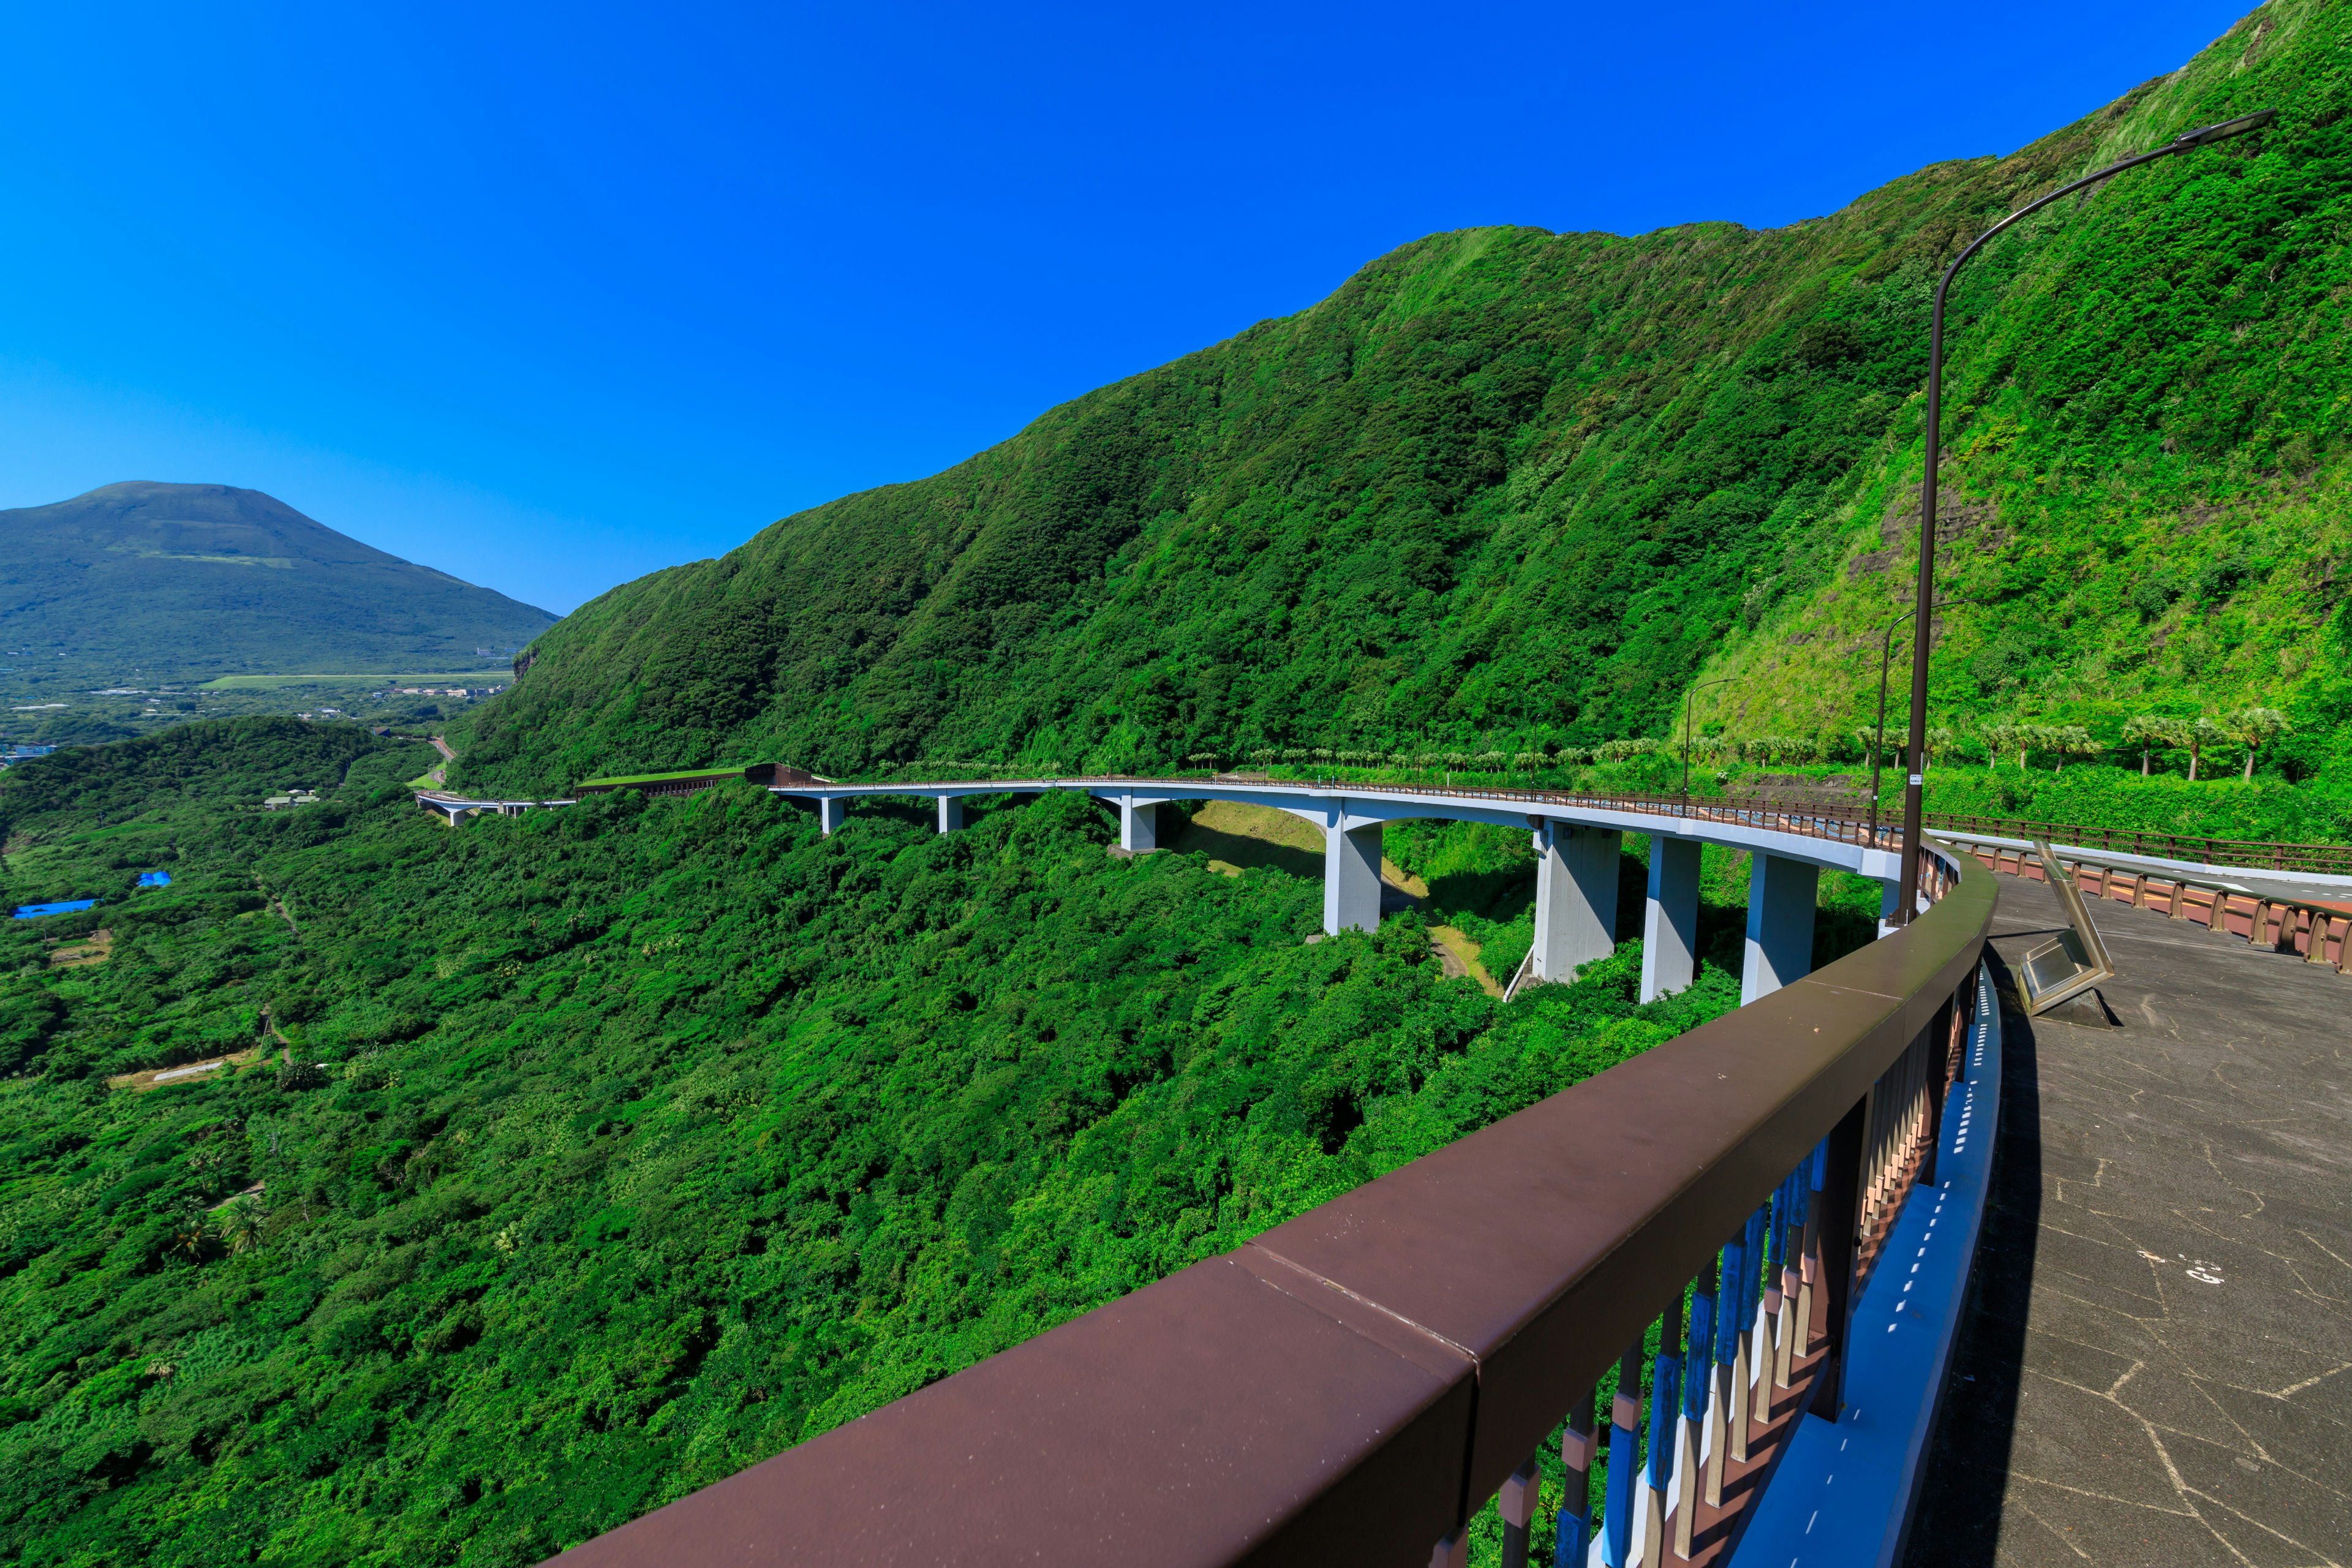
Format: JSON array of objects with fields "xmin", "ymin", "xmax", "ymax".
[{"xmin": 1909, "ymin": 876, "xmax": 2351, "ymax": 1567}]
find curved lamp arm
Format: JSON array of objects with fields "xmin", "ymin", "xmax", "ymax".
[{"xmin": 1896, "ymin": 108, "xmax": 2276, "ymax": 921}]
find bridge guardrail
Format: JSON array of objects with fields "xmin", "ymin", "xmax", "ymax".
[
  {"xmin": 546, "ymin": 818, "xmax": 1996, "ymax": 1567},
  {"xmin": 1953, "ymin": 837, "xmax": 2352, "ymax": 974},
  {"xmin": 835, "ymin": 771, "xmax": 2349, "ymax": 877}
]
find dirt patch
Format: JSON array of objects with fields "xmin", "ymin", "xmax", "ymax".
[
  {"xmin": 49, "ymin": 929, "xmax": 112, "ymax": 967},
  {"xmin": 1430, "ymin": 924, "xmax": 1504, "ymax": 997},
  {"xmin": 1172, "ymin": 799, "xmax": 1325, "ymax": 879},
  {"xmin": 108, "ymin": 1048, "xmax": 261, "ymax": 1093}
]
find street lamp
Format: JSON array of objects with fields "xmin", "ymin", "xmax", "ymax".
[
  {"xmin": 1869, "ymin": 598, "xmax": 1977, "ymax": 847},
  {"xmin": 1682, "ymin": 676, "xmax": 1735, "ymax": 804},
  {"xmin": 1896, "ymin": 109, "xmax": 2276, "ymax": 923}
]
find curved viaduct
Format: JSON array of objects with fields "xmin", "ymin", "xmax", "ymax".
[{"xmin": 782, "ymin": 775, "xmax": 1909, "ymax": 1009}]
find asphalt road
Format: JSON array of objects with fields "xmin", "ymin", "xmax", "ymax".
[{"xmin": 1905, "ymin": 876, "xmax": 2352, "ymax": 1567}]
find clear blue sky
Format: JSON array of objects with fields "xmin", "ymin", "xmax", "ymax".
[{"xmin": 1, "ymin": 1, "xmax": 2254, "ymax": 614}]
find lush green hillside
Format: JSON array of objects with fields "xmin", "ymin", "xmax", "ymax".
[
  {"xmin": 454, "ymin": 0, "xmax": 2345, "ymax": 804},
  {"xmin": 0, "ymin": 727, "xmax": 1806, "ymax": 1566},
  {"xmin": 1691, "ymin": 0, "xmax": 2352, "ymax": 783},
  {"xmin": 0, "ymin": 483, "xmax": 554, "ymax": 699}
]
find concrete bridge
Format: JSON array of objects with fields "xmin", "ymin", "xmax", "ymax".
[{"xmin": 773, "ymin": 775, "xmax": 1912, "ymax": 1008}]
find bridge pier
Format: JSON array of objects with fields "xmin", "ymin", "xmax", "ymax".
[
  {"xmin": 1741, "ymin": 853, "xmax": 1818, "ymax": 1004},
  {"xmin": 818, "ymin": 797, "xmax": 845, "ymax": 835},
  {"xmin": 1120, "ymin": 798, "xmax": 1160, "ymax": 853},
  {"xmin": 1640, "ymin": 835, "xmax": 1702, "ymax": 1003},
  {"xmin": 1531, "ymin": 821, "xmax": 1621, "ymax": 984},
  {"xmin": 1323, "ymin": 818, "xmax": 1384, "ymax": 935},
  {"xmin": 938, "ymin": 797, "xmax": 963, "ymax": 834}
]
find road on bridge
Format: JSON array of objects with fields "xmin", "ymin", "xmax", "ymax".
[{"xmin": 1908, "ymin": 875, "xmax": 2350, "ymax": 1567}]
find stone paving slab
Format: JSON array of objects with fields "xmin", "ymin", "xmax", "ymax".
[{"xmin": 1905, "ymin": 876, "xmax": 2352, "ymax": 1568}]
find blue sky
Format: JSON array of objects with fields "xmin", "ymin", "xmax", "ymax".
[{"xmin": 1, "ymin": 1, "xmax": 2253, "ymax": 614}]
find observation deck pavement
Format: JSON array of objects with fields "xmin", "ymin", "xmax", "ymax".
[{"xmin": 1907, "ymin": 876, "xmax": 2352, "ymax": 1568}]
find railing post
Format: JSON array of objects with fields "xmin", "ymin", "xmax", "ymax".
[
  {"xmin": 1808, "ymin": 1093, "xmax": 1868, "ymax": 1420},
  {"xmin": 1499, "ymin": 1450, "xmax": 1541, "ymax": 1568},
  {"xmin": 1703, "ymin": 1229, "xmax": 1740, "ymax": 1506},
  {"xmin": 1918, "ymin": 998, "xmax": 1953, "ymax": 1190},
  {"xmin": 1728, "ymin": 1205, "xmax": 1766, "ymax": 1463},
  {"xmin": 1602, "ymin": 1340, "xmax": 1643, "ymax": 1567},
  {"xmin": 1673, "ymin": 1273, "xmax": 1711, "ymax": 1559},
  {"xmin": 1558, "ymin": 1384, "xmax": 1599, "ymax": 1568},
  {"xmin": 1641, "ymin": 1295, "xmax": 1684, "ymax": 1568},
  {"xmin": 1770, "ymin": 1169, "xmax": 1803, "ymax": 1391},
  {"xmin": 1792, "ymin": 1139, "xmax": 1826, "ymax": 1365}
]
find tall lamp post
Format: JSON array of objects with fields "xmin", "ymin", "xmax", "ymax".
[
  {"xmin": 1896, "ymin": 108, "xmax": 2276, "ymax": 923},
  {"xmin": 1869, "ymin": 598, "xmax": 1978, "ymax": 846}
]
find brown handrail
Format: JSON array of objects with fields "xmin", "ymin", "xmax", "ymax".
[
  {"xmin": 547, "ymin": 841, "xmax": 1996, "ymax": 1567},
  {"xmin": 1954, "ymin": 838, "xmax": 2352, "ymax": 975}
]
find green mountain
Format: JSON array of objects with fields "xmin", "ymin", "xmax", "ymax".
[
  {"xmin": 0, "ymin": 483, "xmax": 556, "ymax": 690},
  {"xmin": 456, "ymin": 0, "xmax": 2348, "ymax": 799}
]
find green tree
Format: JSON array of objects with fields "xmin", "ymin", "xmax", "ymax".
[
  {"xmin": 2119, "ymin": 714, "xmax": 2182, "ymax": 777},
  {"xmin": 2051, "ymin": 726, "xmax": 2102, "ymax": 772},
  {"xmin": 2187, "ymin": 717, "xmax": 2226, "ymax": 782},
  {"xmin": 2224, "ymin": 707, "xmax": 2291, "ymax": 782}
]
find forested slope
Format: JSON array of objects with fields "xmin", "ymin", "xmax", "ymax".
[
  {"xmin": 1693, "ymin": 0, "xmax": 2352, "ymax": 778},
  {"xmin": 0, "ymin": 721, "xmax": 1770, "ymax": 1565},
  {"xmin": 455, "ymin": 0, "xmax": 2346, "ymax": 797}
]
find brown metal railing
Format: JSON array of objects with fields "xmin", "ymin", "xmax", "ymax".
[
  {"xmin": 843, "ymin": 771, "xmax": 2348, "ymax": 876},
  {"xmin": 1953, "ymin": 839, "xmax": 2352, "ymax": 974},
  {"xmin": 546, "ymin": 832, "xmax": 1996, "ymax": 1568}
]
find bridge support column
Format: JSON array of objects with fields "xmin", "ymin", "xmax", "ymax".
[
  {"xmin": 818, "ymin": 797, "xmax": 845, "ymax": 835},
  {"xmin": 938, "ymin": 796, "xmax": 963, "ymax": 834},
  {"xmin": 1323, "ymin": 818, "xmax": 1383, "ymax": 935},
  {"xmin": 1531, "ymin": 821, "xmax": 1620, "ymax": 983},
  {"xmin": 1120, "ymin": 799, "xmax": 1159, "ymax": 853},
  {"xmin": 1640, "ymin": 835, "xmax": 1702, "ymax": 1003},
  {"xmin": 1741, "ymin": 853, "xmax": 1818, "ymax": 1004}
]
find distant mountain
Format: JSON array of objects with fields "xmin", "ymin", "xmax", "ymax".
[{"xmin": 0, "ymin": 482, "xmax": 556, "ymax": 684}]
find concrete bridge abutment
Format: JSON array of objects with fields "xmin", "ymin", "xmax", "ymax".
[
  {"xmin": 1741, "ymin": 853, "xmax": 1818, "ymax": 1003},
  {"xmin": 1640, "ymin": 835, "xmax": 1702, "ymax": 1003},
  {"xmin": 1531, "ymin": 821, "xmax": 1621, "ymax": 984}
]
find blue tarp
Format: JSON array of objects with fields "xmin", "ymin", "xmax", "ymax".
[
  {"xmin": 13, "ymin": 899, "xmax": 98, "ymax": 919},
  {"xmin": 137, "ymin": 871, "xmax": 172, "ymax": 888}
]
